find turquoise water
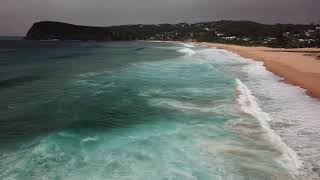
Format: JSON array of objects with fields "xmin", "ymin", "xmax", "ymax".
[{"xmin": 0, "ymin": 41, "xmax": 298, "ymax": 179}]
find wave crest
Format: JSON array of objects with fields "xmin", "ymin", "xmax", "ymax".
[
  {"xmin": 236, "ymin": 78, "xmax": 301, "ymax": 174},
  {"xmin": 178, "ymin": 48, "xmax": 196, "ymax": 56}
]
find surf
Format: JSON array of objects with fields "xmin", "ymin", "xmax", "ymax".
[
  {"xmin": 236, "ymin": 78, "xmax": 301, "ymax": 175},
  {"xmin": 0, "ymin": 41, "xmax": 305, "ymax": 179},
  {"xmin": 178, "ymin": 48, "xmax": 196, "ymax": 56}
]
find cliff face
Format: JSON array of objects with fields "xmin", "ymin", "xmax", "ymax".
[{"xmin": 25, "ymin": 21, "xmax": 112, "ymax": 41}]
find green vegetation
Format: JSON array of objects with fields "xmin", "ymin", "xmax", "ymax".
[{"xmin": 26, "ymin": 21, "xmax": 320, "ymax": 48}]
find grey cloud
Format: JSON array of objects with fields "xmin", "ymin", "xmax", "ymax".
[{"xmin": 1, "ymin": 0, "xmax": 319, "ymax": 36}]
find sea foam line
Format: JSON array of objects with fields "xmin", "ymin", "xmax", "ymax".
[
  {"xmin": 178, "ymin": 43, "xmax": 195, "ymax": 48},
  {"xmin": 236, "ymin": 78, "xmax": 301, "ymax": 174},
  {"xmin": 178, "ymin": 48, "xmax": 196, "ymax": 56}
]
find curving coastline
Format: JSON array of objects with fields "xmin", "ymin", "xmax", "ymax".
[
  {"xmin": 194, "ymin": 42, "xmax": 320, "ymax": 178},
  {"xmin": 199, "ymin": 43, "xmax": 320, "ymax": 99}
]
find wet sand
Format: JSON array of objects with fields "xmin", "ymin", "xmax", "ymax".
[{"xmin": 199, "ymin": 43, "xmax": 320, "ymax": 99}]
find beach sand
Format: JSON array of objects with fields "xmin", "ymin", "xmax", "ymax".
[{"xmin": 199, "ymin": 43, "xmax": 320, "ymax": 99}]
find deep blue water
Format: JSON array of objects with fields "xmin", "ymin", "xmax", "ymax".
[{"xmin": 0, "ymin": 40, "xmax": 301, "ymax": 179}]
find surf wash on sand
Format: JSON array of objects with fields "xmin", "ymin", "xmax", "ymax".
[
  {"xmin": 1, "ymin": 41, "xmax": 320, "ymax": 179},
  {"xmin": 236, "ymin": 79, "xmax": 300, "ymax": 173}
]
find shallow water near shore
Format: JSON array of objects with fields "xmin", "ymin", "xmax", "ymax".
[{"xmin": 0, "ymin": 41, "xmax": 319, "ymax": 179}]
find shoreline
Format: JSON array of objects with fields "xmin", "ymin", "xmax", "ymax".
[
  {"xmin": 195, "ymin": 42, "xmax": 320, "ymax": 178},
  {"xmin": 198, "ymin": 43, "xmax": 320, "ymax": 99}
]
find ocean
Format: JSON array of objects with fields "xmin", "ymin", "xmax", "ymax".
[{"xmin": 0, "ymin": 40, "xmax": 319, "ymax": 179}]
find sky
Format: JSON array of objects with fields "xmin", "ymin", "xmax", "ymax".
[{"xmin": 1, "ymin": 0, "xmax": 320, "ymax": 36}]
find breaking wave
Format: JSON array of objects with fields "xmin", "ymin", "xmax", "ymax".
[
  {"xmin": 178, "ymin": 48, "xmax": 196, "ymax": 56},
  {"xmin": 236, "ymin": 78, "xmax": 301, "ymax": 174}
]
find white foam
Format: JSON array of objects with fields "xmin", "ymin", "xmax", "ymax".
[
  {"xmin": 150, "ymin": 98, "xmax": 230, "ymax": 115},
  {"xmin": 238, "ymin": 59, "xmax": 320, "ymax": 179},
  {"xmin": 236, "ymin": 78, "xmax": 302, "ymax": 174},
  {"xmin": 58, "ymin": 132, "xmax": 76, "ymax": 138},
  {"xmin": 178, "ymin": 48, "xmax": 196, "ymax": 56},
  {"xmin": 197, "ymin": 46, "xmax": 320, "ymax": 178},
  {"xmin": 82, "ymin": 136, "xmax": 99, "ymax": 142},
  {"xmin": 178, "ymin": 43, "xmax": 195, "ymax": 48},
  {"xmin": 152, "ymin": 98, "xmax": 212, "ymax": 112}
]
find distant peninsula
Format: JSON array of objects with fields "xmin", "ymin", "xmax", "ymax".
[{"xmin": 26, "ymin": 21, "xmax": 320, "ymax": 48}]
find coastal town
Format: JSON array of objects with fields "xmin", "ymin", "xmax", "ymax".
[
  {"xmin": 27, "ymin": 21, "xmax": 320, "ymax": 48},
  {"xmin": 3, "ymin": 0, "xmax": 320, "ymax": 179},
  {"xmin": 145, "ymin": 21, "xmax": 320, "ymax": 48}
]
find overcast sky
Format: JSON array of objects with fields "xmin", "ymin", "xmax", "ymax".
[{"xmin": 1, "ymin": 0, "xmax": 320, "ymax": 36}]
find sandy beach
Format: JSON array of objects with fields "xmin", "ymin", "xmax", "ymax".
[{"xmin": 199, "ymin": 43, "xmax": 320, "ymax": 99}]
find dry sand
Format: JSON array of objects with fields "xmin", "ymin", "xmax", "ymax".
[{"xmin": 199, "ymin": 43, "xmax": 320, "ymax": 99}]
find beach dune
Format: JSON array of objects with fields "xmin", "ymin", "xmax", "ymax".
[{"xmin": 200, "ymin": 43, "xmax": 320, "ymax": 99}]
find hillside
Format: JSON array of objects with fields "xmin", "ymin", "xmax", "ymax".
[{"xmin": 25, "ymin": 21, "xmax": 320, "ymax": 48}]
